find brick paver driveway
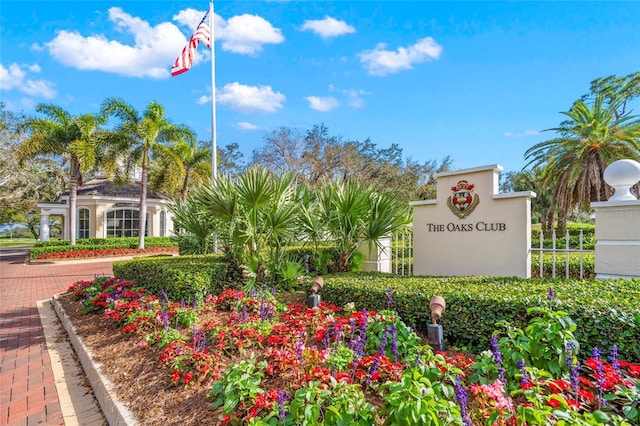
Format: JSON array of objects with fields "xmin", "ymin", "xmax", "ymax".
[{"xmin": 0, "ymin": 247, "xmax": 112, "ymax": 425}]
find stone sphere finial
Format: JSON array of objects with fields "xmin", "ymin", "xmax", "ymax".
[{"xmin": 603, "ymin": 159, "xmax": 640, "ymax": 201}]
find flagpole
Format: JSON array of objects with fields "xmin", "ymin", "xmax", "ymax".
[{"xmin": 210, "ymin": 1, "xmax": 218, "ymax": 181}]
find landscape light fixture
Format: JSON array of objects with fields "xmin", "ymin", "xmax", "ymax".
[
  {"xmin": 428, "ymin": 296, "xmax": 446, "ymax": 351},
  {"xmin": 308, "ymin": 276, "xmax": 324, "ymax": 308}
]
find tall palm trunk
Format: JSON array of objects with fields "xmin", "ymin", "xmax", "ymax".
[
  {"xmin": 69, "ymin": 160, "xmax": 79, "ymax": 245},
  {"xmin": 180, "ymin": 170, "xmax": 190, "ymax": 201},
  {"xmin": 138, "ymin": 151, "xmax": 149, "ymax": 249}
]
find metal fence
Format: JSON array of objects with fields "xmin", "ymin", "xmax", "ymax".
[
  {"xmin": 391, "ymin": 232, "xmax": 413, "ymax": 276},
  {"xmin": 533, "ymin": 229, "xmax": 593, "ymax": 279},
  {"xmin": 390, "ymin": 229, "xmax": 594, "ymax": 278}
]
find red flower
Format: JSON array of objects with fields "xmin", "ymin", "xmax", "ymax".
[
  {"xmin": 183, "ymin": 372, "xmax": 193, "ymax": 385},
  {"xmin": 578, "ymin": 389, "xmax": 595, "ymax": 401},
  {"xmin": 547, "ymin": 398, "xmax": 561, "ymax": 408},
  {"xmin": 548, "ymin": 380, "xmax": 570, "ymax": 393},
  {"xmin": 170, "ymin": 370, "xmax": 180, "ymax": 383},
  {"xmin": 566, "ymin": 399, "xmax": 580, "ymax": 410},
  {"xmin": 520, "ymin": 380, "xmax": 534, "ymax": 390},
  {"xmin": 221, "ymin": 414, "xmax": 231, "ymax": 425}
]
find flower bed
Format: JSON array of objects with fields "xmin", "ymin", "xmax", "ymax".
[
  {"xmin": 35, "ymin": 246, "xmax": 178, "ymax": 260},
  {"xmin": 66, "ymin": 277, "xmax": 640, "ymax": 425}
]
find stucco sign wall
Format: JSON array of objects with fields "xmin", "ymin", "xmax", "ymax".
[{"xmin": 410, "ymin": 164, "xmax": 536, "ymax": 278}]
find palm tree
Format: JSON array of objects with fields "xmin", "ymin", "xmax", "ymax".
[
  {"xmin": 524, "ymin": 95, "xmax": 640, "ymax": 233},
  {"xmin": 193, "ymin": 167, "xmax": 301, "ymax": 284},
  {"xmin": 315, "ymin": 179, "xmax": 410, "ymax": 272},
  {"xmin": 150, "ymin": 140, "xmax": 211, "ymax": 200},
  {"xmin": 101, "ymin": 98, "xmax": 195, "ymax": 249},
  {"xmin": 18, "ymin": 104, "xmax": 104, "ymax": 244}
]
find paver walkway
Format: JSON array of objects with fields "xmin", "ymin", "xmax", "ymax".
[{"xmin": 0, "ymin": 247, "xmax": 113, "ymax": 425}]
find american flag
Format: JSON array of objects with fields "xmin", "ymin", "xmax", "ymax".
[{"xmin": 171, "ymin": 10, "xmax": 211, "ymax": 76}]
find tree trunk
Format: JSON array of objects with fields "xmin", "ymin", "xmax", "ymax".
[
  {"xmin": 180, "ymin": 170, "xmax": 190, "ymax": 201},
  {"xmin": 138, "ymin": 152, "xmax": 148, "ymax": 249},
  {"xmin": 69, "ymin": 160, "xmax": 78, "ymax": 245}
]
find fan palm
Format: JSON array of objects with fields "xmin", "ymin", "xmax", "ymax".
[
  {"xmin": 524, "ymin": 95, "xmax": 640, "ymax": 233},
  {"xmin": 18, "ymin": 104, "xmax": 104, "ymax": 244},
  {"xmin": 316, "ymin": 180, "xmax": 410, "ymax": 271},
  {"xmin": 101, "ymin": 98, "xmax": 195, "ymax": 248},
  {"xmin": 193, "ymin": 167, "xmax": 301, "ymax": 284}
]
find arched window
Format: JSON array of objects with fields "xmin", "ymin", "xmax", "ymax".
[
  {"xmin": 106, "ymin": 209, "xmax": 149, "ymax": 238},
  {"xmin": 78, "ymin": 208, "xmax": 90, "ymax": 239},
  {"xmin": 160, "ymin": 210, "xmax": 166, "ymax": 237}
]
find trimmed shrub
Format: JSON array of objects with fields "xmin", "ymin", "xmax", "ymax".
[
  {"xmin": 530, "ymin": 252, "xmax": 595, "ymax": 278},
  {"xmin": 112, "ymin": 254, "xmax": 246, "ymax": 302},
  {"xmin": 30, "ymin": 237, "xmax": 178, "ymax": 259},
  {"xmin": 317, "ymin": 274, "xmax": 640, "ymax": 362}
]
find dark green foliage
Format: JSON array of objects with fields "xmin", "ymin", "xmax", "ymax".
[
  {"xmin": 531, "ymin": 226, "xmax": 595, "ymax": 250},
  {"xmin": 112, "ymin": 254, "xmax": 247, "ymax": 302},
  {"xmin": 30, "ymin": 237, "xmax": 177, "ymax": 259},
  {"xmin": 284, "ymin": 246, "xmax": 363, "ymax": 274},
  {"xmin": 531, "ymin": 253, "xmax": 595, "ymax": 278},
  {"xmin": 318, "ymin": 274, "xmax": 640, "ymax": 362}
]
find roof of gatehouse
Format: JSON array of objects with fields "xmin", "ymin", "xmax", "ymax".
[{"xmin": 62, "ymin": 178, "xmax": 172, "ymax": 201}]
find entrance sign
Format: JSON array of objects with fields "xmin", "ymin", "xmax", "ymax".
[{"xmin": 410, "ymin": 164, "xmax": 535, "ymax": 278}]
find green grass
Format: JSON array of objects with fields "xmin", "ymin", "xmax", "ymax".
[{"xmin": 0, "ymin": 238, "xmax": 36, "ymax": 247}]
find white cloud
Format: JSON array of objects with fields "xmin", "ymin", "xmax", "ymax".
[
  {"xmin": 300, "ymin": 16, "xmax": 355, "ymax": 39},
  {"xmin": 218, "ymin": 82, "xmax": 285, "ymax": 113},
  {"xmin": 44, "ymin": 7, "xmax": 187, "ymax": 79},
  {"xmin": 0, "ymin": 63, "xmax": 57, "ymax": 99},
  {"xmin": 237, "ymin": 121, "xmax": 259, "ymax": 130},
  {"xmin": 218, "ymin": 14, "xmax": 284, "ymax": 55},
  {"xmin": 504, "ymin": 129, "xmax": 539, "ymax": 138},
  {"xmin": 359, "ymin": 37, "xmax": 442, "ymax": 76},
  {"xmin": 305, "ymin": 96, "xmax": 339, "ymax": 112},
  {"xmin": 174, "ymin": 10, "xmax": 283, "ymax": 55},
  {"xmin": 197, "ymin": 95, "xmax": 211, "ymax": 105},
  {"xmin": 343, "ymin": 89, "xmax": 371, "ymax": 109}
]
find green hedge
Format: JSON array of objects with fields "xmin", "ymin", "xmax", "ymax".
[
  {"xmin": 531, "ymin": 227, "xmax": 595, "ymax": 249},
  {"xmin": 112, "ymin": 254, "xmax": 246, "ymax": 302},
  {"xmin": 531, "ymin": 252, "xmax": 595, "ymax": 279},
  {"xmin": 317, "ymin": 274, "xmax": 640, "ymax": 363},
  {"xmin": 30, "ymin": 237, "xmax": 178, "ymax": 259}
]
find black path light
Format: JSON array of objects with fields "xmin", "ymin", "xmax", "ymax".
[
  {"xmin": 308, "ymin": 276, "xmax": 323, "ymax": 308},
  {"xmin": 428, "ymin": 296, "xmax": 446, "ymax": 351}
]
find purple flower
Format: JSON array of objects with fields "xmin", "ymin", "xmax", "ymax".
[
  {"xmin": 161, "ymin": 311, "xmax": 169, "ymax": 329},
  {"xmin": 366, "ymin": 354, "xmax": 382, "ymax": 387},
  {"xmin": 241, "ymin": 303, "xmax": 248, "ymax": 323},
  {"xmin": 454, "ymin": 375, "xmax": 473, "ymax": 426},
  {"xmin": 490, "ymin": 335, "xmax": 505, "ymax": 384},
  {"xmin": 296, "ymin": 331, "xmax": 304, "ymax": 366},
  {"xmin": 277, "ymin": 390, "xmax": 289, "ymax": 422},
  {"xmin": 160, "ymin": 289, "xmax": 169, "ymax": 305},
  {"xmin": 547, "ymin": 287, "xmax": 555, "ymax": 301},
  {"xmin": 333, "ymin": 323, "xmax": 342, "ymax": 351},
  {"xmin": 391, "ymin": 323, "xmax": 398, "ymax": 361},
  {"xmin": 570, "ymin": 360, "xmax": 581, "ymax": 398},
  {"xmin": 385, "ymin": 287, "xmax": 393, "ymax": 309},
  {"xmin": 565, "ymin": 341, "xmax": 576, "ymax": 369},
  {"xmin": 516, "ymin": 360, "xmax": 528, "ymax": 385},
  {"xmin": 593, "ymin": 347, "xmax": 607, "ymax": 407},
  {"xmin": 609, "ymin": 345, "xmax": 620, "ymax": 375},
  {"xmin": 378, "ymin": 327, "xmax": 390, "ymax": 356}
]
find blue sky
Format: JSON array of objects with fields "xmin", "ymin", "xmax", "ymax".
[{"xmin": 2, "ymin": 1, "xmax": 639, "ymax": 174}]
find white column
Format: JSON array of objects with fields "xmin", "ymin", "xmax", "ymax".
[
  {"xmin": 360, "ymin": 237, "xmax": 392, "ymax": 273},
  {"xmin": 592, "ymin": 159, "xmax": 640, "ymax": 280},
  {"xmin": 39, "ymin": 214, "xmax": 50, "ymax": 241}
]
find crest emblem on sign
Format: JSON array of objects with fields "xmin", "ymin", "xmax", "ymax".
[{"xmin": 447, "ymin": 180, "xmax": 479, "ymax": 219}]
